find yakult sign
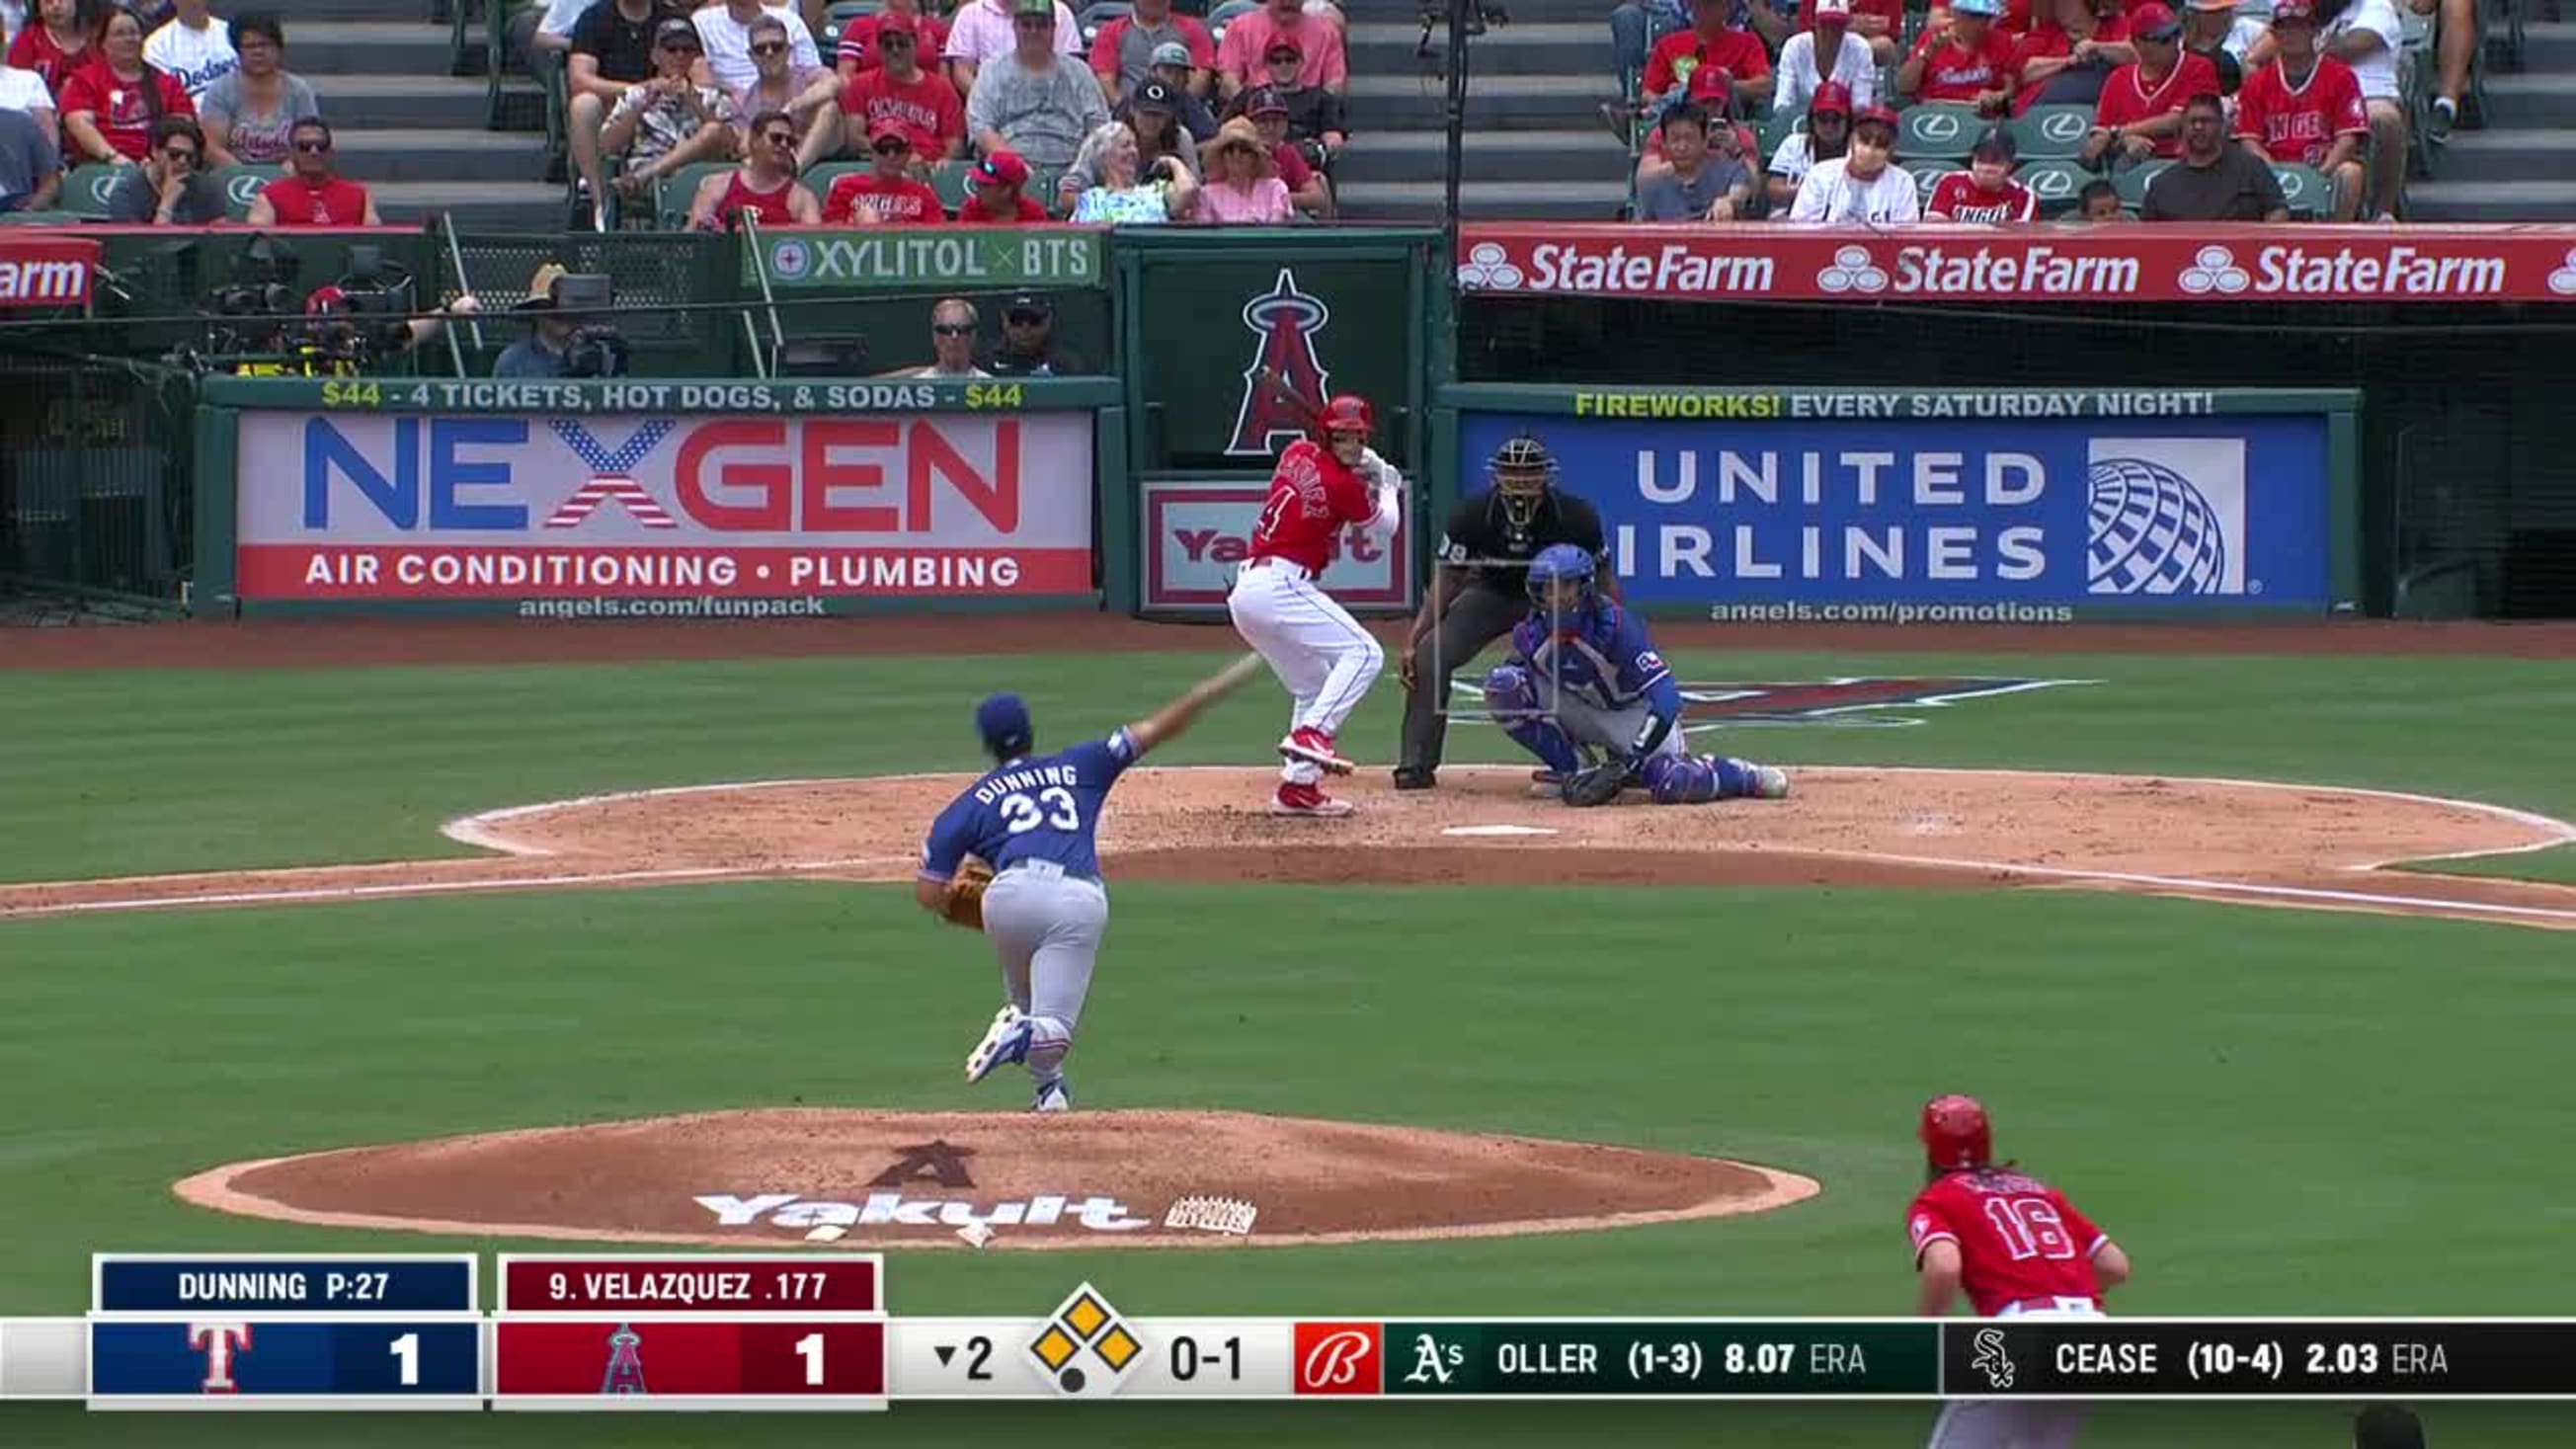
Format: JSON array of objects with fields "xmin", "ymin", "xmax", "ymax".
[
  {"xmin": 234, "ymin": 410, "xmax": 1095, "ymax": 602},
  {"xmin": 1140, "ymin": 478, "xmax": 1410, "ymax": 614}
]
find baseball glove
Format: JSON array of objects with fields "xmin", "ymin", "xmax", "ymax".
[
  {"xmin": 1561, "ymin": 758, "xmax": 1630, "ymax": 808},
  {"xmin": 942, "ymin": 857, "xmax": 996, "ymax": 930}
]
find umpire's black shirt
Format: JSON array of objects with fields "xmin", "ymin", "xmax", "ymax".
[{"xmin": 1435, "ymin": 488, "xmax": 1608, "ymax": 596}]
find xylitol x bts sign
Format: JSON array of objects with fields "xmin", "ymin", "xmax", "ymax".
[
  {"xmin": 748, "ymin": 228, "xmax": 1102, "ymax": 290},
  {"xmin": 1458, "ymin": 405, "xmax": 2345, "ymax": 616}
]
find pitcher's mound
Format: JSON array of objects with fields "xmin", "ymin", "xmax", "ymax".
[{"xmin": 175, "ymin": 1109, "xmax": 1817, "ymax": 1250}]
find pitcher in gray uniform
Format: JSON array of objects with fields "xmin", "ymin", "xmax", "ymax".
[{"xmin": 916, "ymin": 653, "xmax": 1262, "ymax": 1111}]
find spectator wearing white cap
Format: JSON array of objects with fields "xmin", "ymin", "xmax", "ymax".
[
  {"xmin": 1899, "ymin": 0, "xmax": 2014, "ymax": 112},
  {"xmin": 2179, "ymin": 0, "xmax": 2262, "ymax": 93},
  {"xmin": 1927, "ymin": 123, "xmax": 2037, "ymax": 218},
  {"xmin": 1787, "ymin": 101, "xmax": 1919, "ymax": 221},
  {"xmin": 2319, "ymin": 0, "xmax": 2407, "ymax": 218},
  {"xmin": 1087, "ymin": 0, "xmax": 1211, "ymax": 105},
  {"xmin": 1773, "ymin": 0, "xmax": 1879, "ymax": 118},
  {"xmin": 2233, "ymin": 0, "xmax": 2367, "ymax": 218},
  {"xmin": 1765, "ymin": 77, "xmax": 1851, "ymax": 211}
]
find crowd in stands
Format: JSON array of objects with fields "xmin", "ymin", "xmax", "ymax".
[
  {"xmin": 1, "ymin": 0, "xmax": 346, "ymax": 221},
  {"xmin": 1609, "ymin": 0, "xmax": 2468, "ymax": 220},
  {"xmin": 523, "ymin": 0, "xmax": 1351, "ymax": 230}
]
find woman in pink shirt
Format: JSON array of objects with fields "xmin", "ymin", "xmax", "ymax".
[{"xmin": 1194, "ymin": 117, "xmax": 1289, "ymax": 222}]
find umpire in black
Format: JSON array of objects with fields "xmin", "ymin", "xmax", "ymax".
[{"xmin": 1394, "ymin": 433, "xmax": 1610, "ymax": 789}]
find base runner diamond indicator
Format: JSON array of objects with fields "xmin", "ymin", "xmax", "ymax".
[{"xmin": 1025, "ymin": 1284, "xmax": 1145, "ymax": 1399}]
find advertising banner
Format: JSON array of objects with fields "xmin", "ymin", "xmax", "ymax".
[
  {"xmin": 234, "ymin": 410, "xmax": 1095, "ymax": 604},
  {"xmin": 1456, "ymin": 400, "xmax": 2344, "ymax": 618},
  {"xmin": 745, "ymin": 227, "xmax": 1104, "ymax": 291},
  {"xmin": 1455, "ymin": 222, "xmax": 2576, "ymax": 303},
  {"xmin": 1139, "ymin": 477, "xmax": 1410, "ymax": 614},
  {"xmin": 0, "ymin": 235, "xmax": 98, "ymax": 310}
]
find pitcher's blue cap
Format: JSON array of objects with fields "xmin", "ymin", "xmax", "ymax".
[{"xmin": 976, "ymin": 693, "xmax": 1033, "ymax": 758}]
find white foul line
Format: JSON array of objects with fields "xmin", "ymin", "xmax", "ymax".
[{"xmin": 1, "ymin": 857, "xmax": 920, "ymax": 919}]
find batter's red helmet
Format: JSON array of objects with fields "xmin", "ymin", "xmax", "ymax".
[
  {"xmin": 1318, "ymin": 393, "xmax": 1374, "ymax": 436},
  {"xmin": 1920, "ymin": 1094, "xmax": 1992, "ymax": 1170}
]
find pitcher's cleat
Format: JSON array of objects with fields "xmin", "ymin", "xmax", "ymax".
[
  {"xmin": 1752, "ymin": 765, "xmax": 1792, "ymax": 800},
  {"xmin": 964, "ymin": 1006, "xmax": 1032, "ymax": 1084},
  {"xmin": 1032, "ymin": 1078, "xmax": 1071, "ymax": 1112}
]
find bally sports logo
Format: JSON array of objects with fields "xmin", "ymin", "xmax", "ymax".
[{"xmin": 1294, "ymin": 1323, "xmax": 1384, "ymax": 1395}]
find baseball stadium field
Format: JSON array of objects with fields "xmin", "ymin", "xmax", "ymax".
[{"xmin": 3, "ymin": 616, "xmax": 2572, "ymax": 1447}]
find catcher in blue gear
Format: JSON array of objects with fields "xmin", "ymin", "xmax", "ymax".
[{"xmin": 1485, "ymin": 545, "xmax": 1792, "ymax": 808}]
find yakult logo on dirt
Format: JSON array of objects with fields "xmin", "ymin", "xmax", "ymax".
[
  {"xmin": 1293, "ymin": 1323, "xmax": 1384, "ymax": 1395},
  {"xmin": 1227, "ymin": 268, "xmax": 1334, "ymax": 456},
  {"xmin": 696, "ymin": 1192, "xmax": 1156, "ymax": 1236}
]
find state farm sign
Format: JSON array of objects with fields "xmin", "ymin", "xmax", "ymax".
[
  {"xmin": 1456, "ymin": 223, "xmax": 2576, "ymax": 303},
  {"xmin": 1140, "ymin": 478, "xmax": 1411, "ymax": 614}
]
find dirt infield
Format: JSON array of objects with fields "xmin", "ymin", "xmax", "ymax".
[
  {"xmin": 4, "ymin": 765, "xmax": 2571, "ymax": 927},
  {"xmin": 173, "ymin": 1109, "xmax": 1818, "ymax": 1251},
  {"xmin": 7, "ymin": 614, "xmax": 2576, "ymax": 671}
]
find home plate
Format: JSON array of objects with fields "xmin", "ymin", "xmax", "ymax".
[{"xmin": 1444, "ymin": 824, "xmax": 1559, "ymax": 838}]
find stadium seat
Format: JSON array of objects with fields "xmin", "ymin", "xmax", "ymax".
[
  {"xmin": 1758, "ymin": 108, "xmax": 1808, "ymax": 157},
  {"xmin": 2112, "ymin": 158, "xmax": 2174, "ymax": 208},
  {"xmin": 1896, "ymin": 102, "xmax": 1983, "ymax": 162},
  {"xmin": 802, "ymin": 161, "xmax": 868, "ymax": 214},
  {"xmin": 2011, "ymin": 104, "xmax": 2094, "ymax": 160},
  {"xmin": 210, "ymin": 164, "xmax": 271, "ymax": 222},
  {"xmin": 1208, "ymin": 0, "xmax": 1258, "ymax": 42},
  {"xmin": 929, "ymin": 158, "xmax": 976, "ymax": 214},
  {"xmin": 655, "ymin": 161, "xmax": 737, "ymax": 228},
  {"xmin": 1899, "ymin": 157, "xmax": 1951, "ymax": 205},
  {"xmin": 2014, "ymin": 157, "xmax": 2091, "ymax": 215},
  {"xmin": 58, "ymin": 163, "xmax": 124, "ymax": 221},
  {"xmin": 825, "ymin": 0, "xmax": 882, "ymax": 20},
  {"xmin": 2268, "ymin": 161, "xmax": 2332, "ymax": 219},
  {"xmin": 1078, "ymin": 0, "xmax": 1133, "ymax": 42}
]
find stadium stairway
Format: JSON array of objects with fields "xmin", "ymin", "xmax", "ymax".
[
  {"xmin": 291, "ymin": 0, "xmax": 563, "ymax": 228},
  {"xmin": 2411, "ymin": 20, "xmax": 2576, "ymax": 219},
  {"xmin": 1336, "ymin": 0, "xmax": 1631, "ymax": 220}
]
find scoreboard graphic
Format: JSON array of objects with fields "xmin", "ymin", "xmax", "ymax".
[{"xmin": 2, "ymin": 1254, "xmax": 2573, "ymax": 1409}]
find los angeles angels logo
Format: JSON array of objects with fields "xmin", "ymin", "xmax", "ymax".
[{"xmin": 1226, "ymin": 269, "xmax": 1332, "ymax": 456}]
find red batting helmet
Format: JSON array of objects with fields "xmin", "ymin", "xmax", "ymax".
[
  {"xmin": 1920, "ymin": 1094, "xmax": 1992, "ymax": 1170},
  {"xmin": 1318, "ymin": 393, "xmax": 1374, "ymax": 437}
]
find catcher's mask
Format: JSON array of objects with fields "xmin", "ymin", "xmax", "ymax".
[
  {"xmin": 1490, "ymin": 433, "xmax": 1556, "ymax": 529},
  {"xmin": 1524, "ymin": 543, "xmax": 1596, "ymax": 629}
]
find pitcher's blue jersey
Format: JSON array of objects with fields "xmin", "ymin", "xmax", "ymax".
[
  {"xmin": 1511, "ymin": 604, "xmax": 1682, "ymax": 719},
  {"xmin": 919, "ymin": 729, "xmax": 1141, "ymax": 884}
]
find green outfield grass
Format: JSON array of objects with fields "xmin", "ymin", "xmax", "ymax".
[{"xmin": 2, "ymin": 643, "xmax": 2572, "ymax": 1445}]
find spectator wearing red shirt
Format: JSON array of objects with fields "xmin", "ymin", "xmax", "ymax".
[
  {"xmin": 2080, "ymin": 1, "xmax": 2218, "ymax": 164},
  {"xmin": 1645, "ymin": 0, "xmax": 1774, "ymax": 115},
  {"xmin": 1926, "ymin": 124, "xmax": 2038, "ymax": 218},
  {"xmin": 1799, "ymin": 0, "xmax": 1903, "ymax": 61},
  {"xmin": 6, "ymin": 0, "xmax": 89, "ymax": 93},
  {"xmin": 956, "ymin": 145, "xmax": 1049, "ymax": 219},
  {"xmin": 836, "ymin": 0, "xmax": 950, "ymax": 80},
  {"xmin": 685, "ymin": 107, "xmax": 823, "ymax": 229},
  {"xmin": 1212, "ymin": 0, "xmax": 1344, "ymax": 101},
  {"xmin": 1900, "ymin": 0, "xmax": 2014, "ymax": 112},
  {"xmin": 58, "ymin": 6, "xmax": 193, "ymax": 164},
  {"xmin": 2009, "ymin": 0, "xmax": 2133, "ymax": 114},
  {"xmin": 837, "ymin": 11, "xmax": 965, "ymax": 161},
  {"xmin": 2232, "ymin": 0, "xmax": 2366, "ymax": 218},
  {"xmin": 246, "ymin": 118, "xmax": 379, "ymax": 226},
  {"xmin": 827, "ymin": 116, "xmax": 947, "ymax": 222}
]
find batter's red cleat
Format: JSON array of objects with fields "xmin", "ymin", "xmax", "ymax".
[
  {"xmin": 1269, "ymin": 781, "xmax": 1355, "ymax": 818},
  {"xmin": 1278, "ymin": 726, "xmax": 1355, "ymax": 775}
]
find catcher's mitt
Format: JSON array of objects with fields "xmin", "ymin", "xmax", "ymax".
[
  {"xmin": 1561, "ymin": 758, "xmax": 1630, "ymax": 808},
  {"xmin": 942, "ymin": 857, "xmax": 996, "ymax": 930}
]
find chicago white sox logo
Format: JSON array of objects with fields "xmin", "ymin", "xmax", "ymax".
[{"xmin": 1301, "ymin": 1330, "xmax": 1374, "ymax": 1388}]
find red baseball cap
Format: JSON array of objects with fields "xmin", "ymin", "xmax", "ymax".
[
  {"xmin": 971, "ymin": 148, "xmax": 1029, "ymax": 187},
  {"xmin": 2128, "ymin": 0, "xmax": 2183, "ymax": 38},
  {"xmin": 1854, "ymin": 103, "xmax": 1901, "ymax": 130},
  {"xmin": 868, "ymin": 116, "xmax": 912, "ymax": 146},
  {"xmin": 1264, "ymin": 35, "xmax": 1303, "ymax": 59},
  {"xmin": 873, "ymin": 9, "xmax": 919, "ymax": 33},
  {"xmin": 1686, "ymin": 64, "xmax": 1733, "ymax": 101},
  {"xmin": 1810, "ymin": 79, "xmax": 1853, "ymax": 117}
]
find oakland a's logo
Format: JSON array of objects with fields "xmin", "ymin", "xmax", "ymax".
[
  {"xmin": 1675, "ymin": 678, "xmax": 2081, "ymax": 727},
  {"xmin": 1227, "ymin": 268, "xmax": 1331, "ymax": 456}
]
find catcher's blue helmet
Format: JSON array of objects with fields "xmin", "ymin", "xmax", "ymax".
[{"xmin": 1525, "ymin": 543, "xmax": 1597, "ymax": 616}]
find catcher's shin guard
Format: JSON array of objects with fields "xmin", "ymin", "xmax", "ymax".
[
  {"xmin": 1643, "ymin": 753, "xmax": 1719, "ymax": 805},
  {"xmin": 1484, "ymin": 665, "xmax": 1581, "ymax": 775}
]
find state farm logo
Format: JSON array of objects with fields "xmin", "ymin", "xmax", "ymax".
[
  {"xmin": 2550, "ymin": 247, "xmax": 2576, "ymax": 295},
  {"xmin": 1456, "ymin": 240, "xmax": 1526, "ymax": 291},
  {"xmin": 1293, "ymin": 1323, "xmax": 1383, "ymax": 1395},
  {"xmin": 2178, "ymin": 245, "xmax": 2250, "ymax": 295},
  {"xmin": 1817, "ymin": 245, "xmax": 1889, "ymax": 294}
]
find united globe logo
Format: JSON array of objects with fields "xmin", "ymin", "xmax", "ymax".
[{"xmin": 2083, "ymin": 439, "xmax": 2249, "ymax": 596}]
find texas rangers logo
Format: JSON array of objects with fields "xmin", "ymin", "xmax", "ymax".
[
  {"xmin": 189, "ymin": 1322, "xmax": 252, "ymax": 1394},
  {"xmin": 543, "ymin": 419, "xmax": 680, "ymax": 529},
  {"xmin": 1227, "ymin": 268, "xmax": 1332, "ymax": 457}
]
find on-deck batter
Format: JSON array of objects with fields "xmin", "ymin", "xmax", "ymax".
[{"xmin": 1226, "ymin": 392, "xmax": 1403, "ymax": 819}]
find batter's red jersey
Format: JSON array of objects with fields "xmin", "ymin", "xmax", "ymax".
[
  {"xmin": 1927, "ymin": 172, "xmax": 2037, "ymax": 221},
  {"xmin": 1907, "ymin": 1167, "xmax": 2110, "ymax": 1318},
  {"xmin": 2233, "ymin": 55, "xmax": 2367, "ymax": 166},
  {"xmin": 1248, "ymin": 438, "xmax": 1372, "ymax": 576},
  {"xmin": 2093, "ymin": 52, "xmax": 2222, "ymax": 157}
]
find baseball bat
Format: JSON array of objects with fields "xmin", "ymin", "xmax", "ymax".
[{"xmin": 1255, "ymin": 365, "xmax": 1322, "ymax": 432}]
